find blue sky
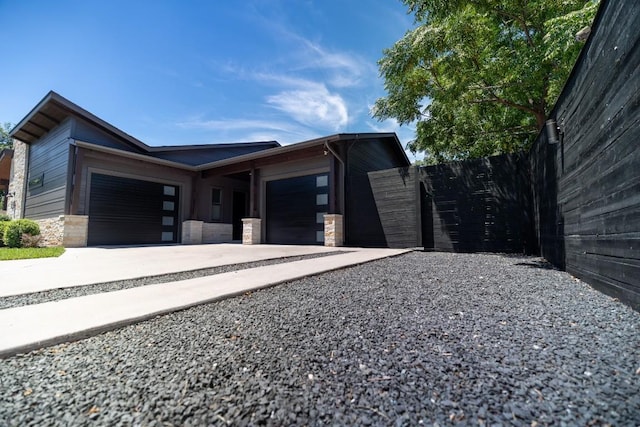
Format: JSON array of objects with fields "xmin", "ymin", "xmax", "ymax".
[{"xmin": 0, "ymin": 0, "xmax": 420, "ymax": 160}]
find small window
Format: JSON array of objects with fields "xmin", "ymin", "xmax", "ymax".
[
  {"xmin": 163, "ymin": 186, "xmax": 176, "ymax": 196},
  {"xmin": 211, "ymin": 188, "xmax": 222, "ymax": 221},
  {"xmin": 161, "ymin": 232, "xmax": 174, "ymax": 242},
  {"xmin": 162, "ymin": 216, "xmax": 174, "ymax": 226},
  {"xmin": 316, "ymin": 193, "xmax": 328, "ymax": 206},
  {"xmin": 163, "ymin": 201, "xmax": 175, "ymax": 211},
  {"xmin": 316, "ymin": 175, "xmax": 328, "ymax": 187}
]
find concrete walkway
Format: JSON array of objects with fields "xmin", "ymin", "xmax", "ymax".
[{"xmin": 0, "ymin": 245, "xmax": 409, "ymax": 357}]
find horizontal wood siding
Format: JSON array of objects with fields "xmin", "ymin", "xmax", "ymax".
[
  {"xmin": 24, "ymin": 119, "xmax": 72, "ymax": 219},
  {"xmin": 72, "ymin": 117, "xmax": 142, "ymax": 153},
  {"xmin": 420, "ymin": 153, "xmax": 534, "ymax": 253},
  {"xmin": 530, "ymin": 0, "xmax": 640, "ymax": 309},
  {"xmin": 367, "ymin": 167, "xmax": 421, "ymax": 248},
  {"xmin": 345, "ymin": 137, "xmax": 409, "ymax": 247}
]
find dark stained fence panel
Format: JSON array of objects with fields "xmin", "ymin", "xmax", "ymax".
[
  {"xmin": 529, "ymin": 0, "xmax": 640, "ymax": 309},
  {"xmin": 88, "ymin": 174, "xmax": 179, "ymax": 246},
  {"xmin": 420, "ymin": 153, "xmax": 535, "ymax": 254},
  {"xmin": 345, "ymin": 137, "xmax": 409, "ymax": 247},
  {"xmin": 367, "ymin": 167, "xmax": 422, "ymax": 248},
  {"xmin": 265, "ymin": 174, "xmax": 327, "ymax": 245}
]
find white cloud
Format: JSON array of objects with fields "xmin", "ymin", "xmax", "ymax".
[
  {"xmin": 292, "ymin": 38, "xmax": 373, "ymax": 88},
  {"xmin": 178, "ymin": 118, "xmax": 295, "ymax": 133},
  {"xmin": 176, "ymin": 117, "xmax": 316, "ymax": 145},
  {"xmin": 266, "ymin": 83, "xmax": 348, "ymax": 131}
]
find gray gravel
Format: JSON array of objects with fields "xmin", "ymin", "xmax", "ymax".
[
  {"xmin": 0, "ymin": 251, "xmax": 346, "ymax": 310},
  {"xmin": 1, "ymin": 251, "xmax": 639, "ymax": 426}
]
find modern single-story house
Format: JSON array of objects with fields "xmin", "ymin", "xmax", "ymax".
[{"xmin": 7, "ymin": 91, "xmax": 409, "ymax": 247}]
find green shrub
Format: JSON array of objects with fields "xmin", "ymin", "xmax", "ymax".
[
  {"xmin": 3, "ymin": 219, "xmax": 40, "ymax": 248},
  {"xmin": 0, "ymin": 214, "xmax": 10, "ymax": 222},
  {"xmin": 0, "ymin": 221, "xmax": 9, "ymax": 247}
]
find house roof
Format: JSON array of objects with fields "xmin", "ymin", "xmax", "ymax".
[
  {"xmin": 10, "ymin": 91, "xmax": 409, "ymax": 172},
  {"xmin": 195, "ymin": 133, "xmax": 410, "ymax": 171},
  {"xmin": 9, "ymin": 91, "xmax": 280, "ymax": 161}
]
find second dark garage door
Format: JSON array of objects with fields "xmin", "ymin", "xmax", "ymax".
[
  {"xmin": 265, "ymin": 173, "xmax": 328, "ymax": 245},
  {"xmin": 88, "ymin": 173, "xmax": 179, "ymax": 246}
]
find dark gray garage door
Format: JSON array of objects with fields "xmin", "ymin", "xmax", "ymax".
[
  {"xmin": 88, "ymin": 173, "xmax": 179, "ymax": 246},
  {"xmin": 265, "ymin": 173, "xmax": 328, "ymax": 245}
]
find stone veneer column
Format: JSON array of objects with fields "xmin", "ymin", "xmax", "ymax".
[
  {"xmin": 7, "ymin": 139, "xmax": 27, "ymax": 219},
  {"xmin": 242, "ymin": 218, "xmax": 262, "ymax": 245},
  {"xmin": 181, "ymin": 220, "xmax": 203, "ymax": 244},
  {"xmin": 35, "ymin": 217, "xmax": 65, "ymax": 247},
  {"xmin": 62, "ymin": 215, "xmax": 89, "ymax": 247},
  {"xmin": 324, "ymin": 214, "xmax": 344, "ymax": 247}
]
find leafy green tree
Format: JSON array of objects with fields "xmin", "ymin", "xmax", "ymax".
[
  {"xmin": 0, "ymin": 122, "xmax": 13, "ymax": 150},
  {"xmin": 373, "ymin": 0, "xmax": 600, "ymax": 163}
]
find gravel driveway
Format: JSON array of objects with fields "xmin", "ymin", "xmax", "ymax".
[{"xmin": 1, "ymin": 251, "xmax": 638, "ymax": 426}]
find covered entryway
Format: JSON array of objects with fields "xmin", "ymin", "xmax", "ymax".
[
  {"xmin": 265, "ymin": 173, "xmax": 328, "ymax": 245},
  {"xmin": 87, "ymin": 173, "xmax": 179, "ymax": 246}
]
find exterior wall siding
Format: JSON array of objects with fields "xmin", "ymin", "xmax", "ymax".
[
  {"xmin": 73, "ymin": 117, "xmax": 142, "ymax": 153},
  {"xmin": 24, "ymin": 118, "xmax": 72, "ymax": 219},
  {"xmin": 194, "ymin": 175, "xmax": 250, "ymax": 224}
]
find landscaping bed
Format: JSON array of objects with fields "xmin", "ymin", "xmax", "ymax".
[{"xmin": 1, "ymin": 252, "xmax": 638, "ymax": 425}]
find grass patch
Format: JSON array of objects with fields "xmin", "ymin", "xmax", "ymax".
[{"xmin": 0, "ymin": 247, "xmax": 65, "ymax": 260}]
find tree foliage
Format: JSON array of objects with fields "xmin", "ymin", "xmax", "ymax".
[
  {"xmin": 373, "ymin": 0, "xmax": 600, "ymax": 163},
  {"xmin": 0, "ymin": 122, "xmax": 13, "ymax": 150}
]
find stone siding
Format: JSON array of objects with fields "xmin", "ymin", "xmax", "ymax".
[
  {"xmin": 35, "ymin": 216, "xmax": 65, "ymax": 247},
  {"xmin": 62, "ymin": 215, "xmax": 88, "ymax": 247},
  {"xmin": 34, "ymin": 215, "xmax": 89, "ymax": 247},
  {"xmin": 324, "ymin": 214, "xmax": 344, "ymax": 247},
  {"xmin": 202, "ymin": 223, "xmax": 233, "ymax": 243},
  {"xmin": 242, "ymin": 218, "xmax": 262, "ymax": 245},
  {"xmin": 182, "ymin": 220, "xmax": 203, "ymax": 245},
  {"xmin": 7, "ymin": 139, "xmax": 27, "ymax": 219}
]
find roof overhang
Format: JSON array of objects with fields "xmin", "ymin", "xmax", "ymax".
[
  {"xmin": 72, "ymin": 133, "xmax": 409, "ymax": 177},
  {"xmin": 73, "ymin": 140, "xmax": 197, "ymax": 171},
  {"xmin": 10, "ymin": 91, "xmax": 149, "ymax": 151},
  {"xmin": 196, "ymin": 133, "xmax": 409, "ymax": 172}
]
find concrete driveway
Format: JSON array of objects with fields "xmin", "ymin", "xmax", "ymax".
[
  {"xmin": 1, "ymin": 243, "xmax": 356, "ymax": 297},
  {"xmin": 0, "ymin": 244, "xmax": 409, "ymax": 357}
]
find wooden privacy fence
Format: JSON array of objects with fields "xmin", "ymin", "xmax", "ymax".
[
  {"xmin": 365, "ymin": 0, "xmax": 639, "ymax": 310},
  {"xmin": 367, "ymin": 153, "xmax": 535, "ymax": 254}
]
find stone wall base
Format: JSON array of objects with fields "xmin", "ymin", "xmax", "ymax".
[
  {"xmin": 34, "ymin": 215, "xmax": 88, "ymax": 247},
  {"xmin": 63, "ymin": 215, "xmax": 89, "ymax": 247},
  {"xmin": 182, "ymin": 221, "xmax": 234, "ymax": 244},
  {"xmin": 324, "ymin": 214, "xmax": 344, "ymax": 247},
  {"xmin": 181, "ymin": 220, "xmax": 203, "ymax": 245},
  {"xmin": 242, "ymin": 218, "xmax": 262, "ymax": 245},
  {"xmin": 203, "ymin": 222, "xmax": 233, "ymax": 243}
]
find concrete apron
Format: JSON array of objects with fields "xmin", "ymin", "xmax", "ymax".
[{"xmin": 0, "ymin": 248, "xmax": 409, "ymax": 358}]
